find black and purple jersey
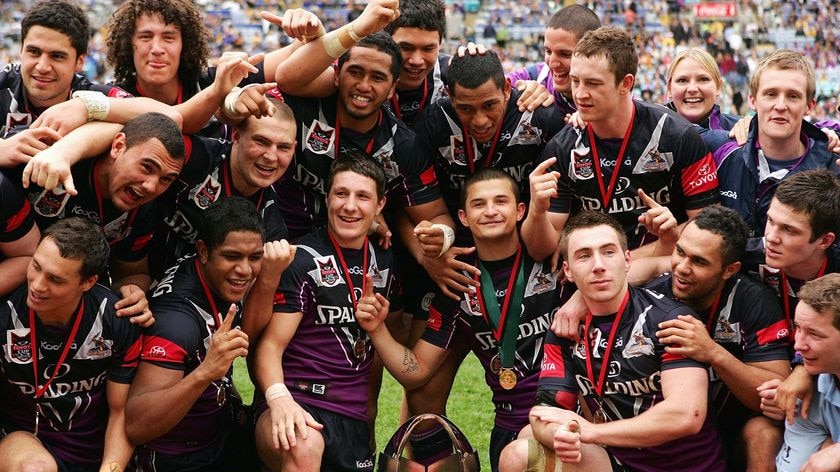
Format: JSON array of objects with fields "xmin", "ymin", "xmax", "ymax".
[
  {"xmin": 423, "ymin": 252, "xmax": 573, "ymax": 431},
  {"xmin": 0, "ymin": 283, "xmax": 140, "ymax": 466},
  {"xmin": 6, "ymin": 158, "xmax": 155, "ymax": 263},
  {"xmin": 272, "ymin": 228, "xmax": 400, "ymax": 421},
  {"xmin": 538, "ymin": 286, "xmax": 725, "ymax": 471},
  {"xmin": 0, "ymin": 64, "xmax": 130, "ymax": 138},
  {"xmin": 541, "ymin": 100, "xmax": 720, "ymax": 248},
  {"xmin": 141, "ymin": 256, "xmax": 240, "ymax": 454},
  {"xmin": 273, "ymin": 93, "xmax": 441, "ymax": 239},
  {"xmin": 385, "ymin": 54, "xmax": 449, "ymax": 128},
  {"xmin": 150, "ymin": 135, "xmax": 288, "ymax": 277},
  {"xmin": 506, "ymin": 63, "xmax": 577, "ymax": 116},
  {"xmin": 0, "ymin": 170, "xmax": 34, "ymax": 243}
]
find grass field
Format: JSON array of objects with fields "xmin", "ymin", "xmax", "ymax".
[{"xmin": 233, "ymin": 353, "xmax": 495, "ymax": 469}]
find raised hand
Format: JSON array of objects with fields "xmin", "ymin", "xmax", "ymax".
[
  {"xmin": 225, "ymin": 82, "xmax": 279, "ymax": 121},
  {"xmin": 637, "ymin": 188, "xmax": 677, "ymax": 247},
  {"xmin": 261, "ymin": 9, "xmax": 324, "ymax": 42},
  {"xmin": 199, "ymin": 304, "xmax": 249, "ymax": 382},
  {"xmin": 515, "ymin": 80, "xmax": 555, "ymax": 112},
  {"xmin": 529, "ymin": 157, "xmax": 561, "ymax": 216},
  {"xmin": 355, "ymin": 274, "xmax": 390, "ymax": 334},
  {"xmin": 211, "ymin": 51, "xmax": 263, "ymax": 97},
  {"xmin": 353, "ymin": 0, "xmax": 400, "ymax": 38},
  {"xmin": 258, "ymin": 240, "xmax": 297, "ymax": 287}
]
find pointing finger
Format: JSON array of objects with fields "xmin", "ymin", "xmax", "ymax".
[
  {"xmin": 638, "ymin": 188, "xmax": 660, "ymax": 209},
  {"xmin": 533, "ymin": 157, "xmax": 557, "ymax": 176},
  {"xmin": 219, "ymin": 304, "xmax": 238, "ymax": 333}
]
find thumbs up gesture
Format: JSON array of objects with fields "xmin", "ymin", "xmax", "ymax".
[{"xmin": 355, "ymin": 275, "xmax": 390, "ymax": 334}]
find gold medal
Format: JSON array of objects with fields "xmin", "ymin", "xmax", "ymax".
[
  {"xmin": 499, "ymin": 368, "xmax": 517, "ymax": 390},
  {"xmin": 354, "ymin": 338, "xmax": 367, "ymax": 358},
  {"xmin": 489, "ymin": 354, "xmax": 502, "ymax": 375},
  {"xmin": 593, "ymin": 407, "xmax": 609, "ymax": 424}
]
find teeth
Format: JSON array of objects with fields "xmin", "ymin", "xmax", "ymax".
[
  {"xmin": 352, "ymin": 95, "xmax": 371, "ymax": 103},
  {"xmin": 230, "ymin": 279, "xmax": 249, "ymax": 286},
  {"xmin": 684, "ymin": 98, "xmax": 703, "ymax": 103}
]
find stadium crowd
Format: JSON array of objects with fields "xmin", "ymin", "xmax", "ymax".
[{"xmin": 0, "ymin": 0, "xmax": 839, "ymax": 471}]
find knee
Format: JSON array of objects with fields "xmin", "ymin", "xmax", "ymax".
[
  {"xmin": 19, "ymin": 463, "xmax": 57, "ymax": 472},
  {"xmin": 498, "ymin": 438, "xmax": 531, "ymax": 472},
  {"xmin": 742, "ymin": 415, "xmax": 783, "ymax": 445}
]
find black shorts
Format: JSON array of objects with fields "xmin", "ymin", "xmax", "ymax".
[
  {"xmin": 133, "ymin": 435, "xmax": 229, "ymax": 472},
  {"xmin": 398, "ymin": 253, "xmax": 437, "ymax": 321},
  {"xmin": 301, "ymin": 403, "xmax": 374, "ymax": 472},
  {"xmin": 489, "ymin": 426, "xmax": 519, "ymax": 472}
]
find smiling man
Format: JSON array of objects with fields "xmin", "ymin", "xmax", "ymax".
[{"xmin": 714, "ymin": 50, "xmax": 840, "ymax": 237}]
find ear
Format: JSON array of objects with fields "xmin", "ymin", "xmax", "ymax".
[
  {"xmin": 624, "ymin": 249, "xmax": 631, "ymax": 273},
  {"xmin": 516, "ymin": 202, "xmax": 526, "ymax": 221},
  {"xmin": 503, "ymin": 79, "xmax": 512, "ymax": 103},
  {"xmin": 458, "ymin": 209, "xmax": 469, "ymax": 228},
  {"xmin": 109, "ymin": 133, "xmax": 127, "ymax": 161},
  {"xmin": 376, "ymin": 196, "xmax": 387, "ymax": 215},
  {"xmin": 232, "ymin": 127, "xmax": 241, "ymax": 143},
  {"xmin": 816, "ymin": 232, "xmax": 836, "ymax": 250},
  {"xmin": 619, "ymin": 74, "xmax": 635, "ymax": 96},
  {"xmin": 196, "ymin": 240, "xmax": 209, "ymax": 264},
  {"xmin": 333, "ymin": 66, "xmax": 341, "ymax": 89},
  {"xmin": 79, "ymin": 274, "xmax": 98, "ymax": 292},
  {"xmin": 749, "ymin": 93, "xmax": 756, "ymax": 112},
  {"xmin": 74, "ymin": 54, "xmax": 85, "ymax": 73},
  {"xmin": 805, "ymin": 98, "xmax": 816, "ymax": 117},
  {"xmin": 562, "ymin": 260, "xmax": 574, "ymax": 283},
  {"xmin": 721, "ymin": 261, "xmax": 741, "ymax": 281},
  {"xmin": 386, "ymin": 81, "xmax": 397, "ymax": 101}
]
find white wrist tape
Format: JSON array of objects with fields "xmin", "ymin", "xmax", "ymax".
[
  {"xmin": 431, "ymin": 223, "xmax": 455, "ymax": 257},
  {"xmin": 72, "ymin": 90, "xmax": 110, "ymax": 121},
  {"xmin": 265, "ymin": 382, "xmax": 291, "ymax": 402},
  {"xmin": 222, "ymin": 83, "xmax": 263, "ymax": 120},
  {"xmin": 303, "ymin": 24, "xmax": 326, "ymax": 43}
]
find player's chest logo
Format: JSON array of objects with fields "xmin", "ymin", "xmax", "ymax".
[
  {"xmin": 6, "ymin": 328, "xmax": 32, "ymax": 364},
  {"xmin": 509, "ymin": 112, "xmax": 541, "ymax": 146},
  {"xmin": 446, "ymin": 135, "xmax": 468, "ymax": 166},
  {"xmin": 316, "ymin": 256, "xmax": 341, "ymax": 287},
  {"xmin": 524, "ymin": 265, "xmax": 557, "ymax": 296},
  {"xmin": 622, "ymin": 308, "xmax": 655, "ymax": 358},
  {"xmin": 633, "ymin": 148, "xmax": 673, "ymax": 174},
  {"xmin": 571, "ymin": 146, "xmax": 594, "ymax": 180},
  {"xmin": 102, "ymin": 212, "xmax": 130, "ymax": 243},
  {"xmin": 5, "ymin": 112, "xmax": 32, "ymax": 133},
  {"xmin": 75, "ymin": 335, "xmax": 113, "ymax": 360},
  {"xmin": 304, "ymin": 120, "xmax": 335, "ymax": 155},
  {"xmin": 189, "ymin": 172, "xmax": 222, "ymax": 210},
  {"xmin": 32, "ymin": 187, "xmax": 71, "ymax": 218}
]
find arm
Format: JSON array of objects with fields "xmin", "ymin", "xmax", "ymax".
[
  {"xmin": 100, "ymin": 381, "xmax": 133, "ymax": 472},
  {"xmin": 521, "ymin": 157, "xmax": 568, "ymax": 261},
  {"xmin": 242, "ymin": 240, "xmax": 296, "ymax": 340},
  {"xmin": 111, "ymin": 257, "xmax": 152, "ymax": 294},
  {"xmin": 32, "ymin": 96, "xmax": 183, "ymax": 137},
  {"xmin": 0, "ymin": 224, "xmax": 39, "ymax": 295}
]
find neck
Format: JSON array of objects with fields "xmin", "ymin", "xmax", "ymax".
[
  {"xmin": 475, "ymin": 235, "xmax": 519, "ymax": 262},
  {"xmin": 328, "ymin": 227, "xmax": 366, "ymax": 250},
  {"xmin": 784, "ymin": 253, "xmax": 825, "ymax": 281},
  {"xmin": 587, "ymin": 284, "xmax": 629, "ymax": 317},
  {"xmin": 229, "ymin": 153, "xmax": 259, "ymax": 197},
  {"xmin": 137, "ymin": 77, "xmax": 181, "ymax": 105},
  {"xmin": 95, "ymin": 156, "xmax": 112, "ymax": 200},
  {"xmin": 758, "ymin": 131, "xmax": 805, "ymax": 161},
  {"xmin": 35, "ymin": 299, "xmax": 81, "ymax": 327},
  {"xmin": 337, "ymin": 106, "xmax": 379, "ymax": 134},
  {"xmin": 590, "ymin": 99, "xmax": 634, "ymax": 139},
  {"xmin": 688, "ymin": 284, "xmax": 725, "ymax": 313}
]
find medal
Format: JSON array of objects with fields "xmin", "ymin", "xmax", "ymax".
[
  {"xmin": 34, "ymin": 407, "xmax": 39, "ymax": 436},
  {"xmin": 499, "ymin": 368, "xmax": 517, "ymax": 390},
  {"xmin": 593, "ymin": 406, "xmax": 609, "ymax": 424},
  {"xmin": 354, "ymin": 338, "xmax": 367, "ymax": 358},
  {"xmin": 489, "ymin": 354, "xmax": 502, "ymax": 375}
]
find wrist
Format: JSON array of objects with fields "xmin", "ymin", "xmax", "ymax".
[
  {"xmin": 72, "ymin": 91, "xmax": 110, "ymax": 121},
  {"xmin": 265, "ymin": 382, "xmax": 291, "ymax": 402},
  {"xmin": 430, "ymin": 223, "xmax": 455, "ymax": 257}
]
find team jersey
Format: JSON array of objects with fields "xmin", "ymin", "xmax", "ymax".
[
  {"xmin": 422, "ymin": 252, "xmax": 572, "ymax": 431},
  {"xmin": 0, "ymin": 64, "xmax": 130, "ymax": 138},
  {"xmin": 645, "ymin": 273, "xmax": 790, "ymax": 425},
  {"xmin": 6, "ymin": 158, "xmax": 156, "ymax": 263},
  {"xmin": 385, "ymin": 54, "xmax": 450, "ymax": 128},
  {"xmin": 506, "ymin": 62, "xmax": 577, "ymax": 115},
  {"xmin": 272, "ymin": 228, "xmax": 400, "ymax": 421},
  {"xmin": 538, "ymin": 286, "xmax": 725, "ymax": 471},
  {"xmin": 274, "ymin": 93, "xmax": 441, "ymax": 239},
  {"xmin": 413, "ymin": 88, "xmax": 565, "ymax": 231},
  {"xmin": 149, "ymin": 135, "xmax": 288, "ymax": 277},
  {"xmin": 0, "ymin": 283, "xmax": 141, "ymax": 466},
  {"xmin": 118, "ymin": 63, "xmax": 267, "ymax": 139},
  {"xmin": 542, "ymin": 100, "xmax": 720, "ymax": 247},
  {"xmin": 0, "ymin": 170, "xmax": 35, "ymax": 243},
  {"xmin": 140, "ymin": 256, "xmax": 241, "ymax": 454}
]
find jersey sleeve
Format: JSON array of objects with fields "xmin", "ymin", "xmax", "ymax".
[
  {"xmin": 421, "ymin": 293, "xmax": 461, "ymax": 349},
  {"xmin": 675, "ymin": 127, "xmax": 720, "ymax": 210},
  {"xmin": 658, "ymin": 303, "xmax": 707, "ymax": 371},
  {"xmin": 536, "ymin": 331, "xmax": 580, "ymax": 409},
  {"xmin": 0, "ymin": 171, "xmax": 35, "ymax": 242},
  {"xmin": 107, "ymin": 310, "xmax": 143, "ymax": 384},
  {"xmin": 738, "ymin": 279, "xmax": 793, "ymax": 362},
  {"xmin": 388, "ymin": 131, "xmax": 442, "ymax": 207},
  {"xmin": 273, "ymin": 253, "xmax": 314, "ymax": 315},
  {"xmin": 140, "ymin": 300, "xmax": 202, "ymax": 371}
]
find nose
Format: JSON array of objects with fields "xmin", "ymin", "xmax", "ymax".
[
  {"xmin": 764, "ymin": 222, "xmax": 780, "ymax": 243},
  {"xmin": 406, "ymin": 50, "xmax": 424, "ymax": 66},
  {"xmin": 234, "ymin": 257, "xmax": 252, "ymax": 277},
  {"xmin": 150, "ymin": 36, "xmax": 165, "ymax": 54},
  {"xmin": 29, "ymin": 272, "xmax": 46, "ymax": 293},
  {"xmin": 591, "ymin": 253, "xmax": 606, "ymax": 272},
  {"xmin": 772, "ymin": 94, "xmax": 788, "ymax": 110},
  {"xmin": 793, "ymin": 330, "xmax": 804, "ymax": 353},
  {"xmin": 34, "ymin": 54, "xmax": 51, "ymax": 72}
]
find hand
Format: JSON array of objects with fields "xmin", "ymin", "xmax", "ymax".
[
  {"xmin": 455, "ymin": 42, "xmax": 488, "ymax": 58},
  {"xmin": 229, "ymin": 82, "xmax": 279, "ymax": 120},
  {"xmin": 22, "ymin": 143, "xmax": 79, "ymax": 194},
  {"xmin": 553, "ymin": 420, "xmax": 583, "ymax": 463},
  {"xmin": 776, "ymin": 365, "xmax": 814, "ymax": 424},
  {"xmin": 550, "ymin": 291, "xmax": 586, "ymax": 341},
  {"xmin": 413, "ymin": 220, "xmax": 447, "ymax": 258},
  {"xmin": 355, "ymin": 274, "xmax": 390, "ymax": 334},
  {"xmin": 515, "ymin": 80, "xmax": 555, "ymax": 112},
  {"xmin": 30, "ymin": 98, "xmax": 89, "ymax": 136},
  {"xmin": 800, "ymin": 442, "xmax": 840, "ymax": 472},
  {"xmin": 267, "ymin": 395, "xmax": 323, "ymax": 450},
  {"xmin": 258, "ymin": 240, "xmax": 296, "ymax": 287},
  {"xmin": 564, "ymin": 111, "xmax": 586, "ymax": 129},
  {"xmin": 528, "ymin": 157, "xmax": 561, "ymax": 216},
  {"xmin": 370, "ymin": 214, "xmax": 392, "ymax": 250},
  {"xmin": 261, "ymin": 9, "xmax": 324, "ymax": 42},
  {"xmin": 530, "ymin": 404, "xmax": 584, "ymax": 426},
  {"xmin": 353, "ymin": 0, "xmax": 400, "ymax": 37},
  {"xmin": 656, "ymin": 314, "xmax": 718, "ymax": 363},
  {"xmin": 211, "ymin": 51, "xmax": 263, "ymax": 97},
  {"xmin": 115, "ymin": 284, "xmax": 154, "ymax": 327},
  {"xmin": 728, "ymin": 114, "xmax": 752, "ymax": 146},
  {"xmin": 637, "ymin": 189, "xmax": 677, "ymax": 248},
  {"xmin": 419, "ymin": 247, "xmax": 480, "ymax": 300},
  {"xmin": 821, "ymin": 127, "xmax": 840, "ymax": 154},
  {"xmin": 756, "ymin": 378, "xmax": 785, "ymax": 421},
  {"xmin": 0, "ymin": 128, "xmax": 62, "ymax": 168},
  {"xmin": 198, "ymin": 304, "xmax": 249, "ymax": 381}
]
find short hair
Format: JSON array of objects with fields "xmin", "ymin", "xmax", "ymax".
[
  {"xmin": 327, "ymin": 151, "xmax": 387, "ymax": 200},
  {"xmin": 384, "ymin": 0, "xmax": 446, "ymax": 41},
  {"xmin": 22, "ymin": 0, "xmax": 90, "ymax": 57},
  {"xmin": 446, "ymin": 52, "xmax": 506, "ymax": 95},
  {"xmin": 667, "ymin": 48, "xmax": 723, "ymax": 92},
  {"xmin": 107, "ymin": 0, "xmax": 211, "ymax": 86},
  {"xmin": 338, "ymin": 31, "xmax": 402, "ymax": 82},
  {"xmin": 749, "ymin": 49, "xmax": 816, "ymax": 103},
  {"xmin": 121, "ymin": 113, "xmax": 184, "ymax": 161},
  {"xmin": 546, "ymin": 4, "xmax": 601, "ymax": 39},
  {"xmin": 42, "ymin": 218, "xmax": 110, "ymax": 279},
  {"xmin": 238, "ymin": 98, "xmax": 295, "ymax": 132},
  {"xmin": 196, "ymin": 196, "xmax": 265, "ymax": 253},
  {"xmin": 574, "ymin": 27, "xmax": 637, "ymax": 85},
  {"xmin": 460, "ymin": 168, "xmax": 521, "ymax": 209},
  {"xmin": 559, "ymin": 211, "xmax": 627, "ymax": 260},
  {"xmin": 687, "ymin": 205, "xmax": 749, "ymax": 266},
  {"xmin": 773, "ymin": 169, "xmax": 840, "ymax": 241},
  {"xmin": 798, "ymin": 273, "xmax": 840, "ymax": 331}
]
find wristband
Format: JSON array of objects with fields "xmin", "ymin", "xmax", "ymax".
[
  {"xmin": 222, "ymin": 83, "xmax": 264, "ymax": 120},
  {"xmin": 72, "ymin": 90, "xmax": 110, "ymax": 121},
  {"xmin": 303, "ymin": 23, "xmax": 326, "ymax": 43},
  {"xmin": 431, "ymin": 223, "xmax": 455, "ymax": 257},
  {"xmin": 265, "ymin": 382, "xmax": 291, "ymax": 402},
  {"xmin": 322, "ymin": 22, "xmax": 365, "ymax": 59}
]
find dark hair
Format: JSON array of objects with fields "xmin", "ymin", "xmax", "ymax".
[
  {"xmin": 559, "ymin": 211, "xmax": 627, "ymax": 259},
  {"xmin": 687, "ymin": 205, "xmax": 749, "ymax": 266},
  {"xmin": 446, "ymin": 51, "xmax": 506, "ymax": 96},
  {"xmin": 773, "ymin": 169, "xmax": 840, "ymax": 241},
  {"xmin": 121, "ymin": 113, "xmax": 184, "ymax": 161},
  {"xmin": 546, "ymin": 4, "xmax": 601, "ymax": 39},
  {"xmin": 338, "ymin": 31, "xmax": 403, "ymax": 82},
  {"xmin": 384, "ymin": 0, "xmax": 446, "ymax": 41},
  {"xmin": 22, "ymin": 0, "xmax": 90, "ymax": 57},
  {"xmin": 461, "ymin": 168, "xmax": 520, "ymax": 209},
  {"xmin": 798, "ymin": 273, "xmax": 840, "ymax": 330},
  {"xmin": 327, "ymin": 151, "xmax": 387, "ymax": 200},
  {"xmin": 196, "ymin": 196, "xmax": 265, "ymax": 253},
  {"xmin": 574, "ymin": 27, "xmax": 637, "ymax": 85},
  {"xmin": 43, "ymin": 218, "xmax": 110, "ymax": 279},
  {"xmin": 107, "ymin": 0, "xmax": 211, "ymax": 86}
]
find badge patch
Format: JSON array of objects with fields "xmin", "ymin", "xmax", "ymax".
[
  {"xmin": 524, "ymin": 264, "xmax": 557, "ymax": 296},
  {"xmin": 77, "ymin": 336, "xmax": 113, "ymax": 360},
  {"xmin": 32, "ymin": 187, "xmax": 70, "ymax": 218},
  {"xmin": 633, "ymin": 148, "xmax": 673, "ymax": 174},
  {"xmin": 6, "ymin": 328, "xmax": 32, "ymax": 364},
  {"xmin": 316, "ymin": 256, "xmax": 341, "ymax": 287},
  {"xmin": 189, "ymin": 173, "xmax": 221, "ymax": 210},
  {"xmin": 462, "ymin": 291, "xmax": 482, "ymax": 316},
  {"xmin": 447, "ymin": 135, "xmax": 468, "ymax": 166},
  {"xmin": 509, "ymin": 114, "xmax": 541, "ymax": 146},
  {"xmin": 304, "ymin": 120, "xmax": 335, "ymax": 155},
  {"xmin": 101, "ymin": 212, "xmax": 130, "ymax": 243},
  {"xmin": 571, "ymin": 147, "xmax": 594, "ymax": 180}
]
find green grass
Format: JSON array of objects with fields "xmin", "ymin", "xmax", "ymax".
[{"xmin": 234, "ymin": 353, "xmax": 495, "ymax": 469}]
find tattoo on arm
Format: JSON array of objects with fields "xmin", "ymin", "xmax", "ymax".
[
  {"xmin": 402, "ymin": 348, "xmax": 419, "ymax": 374},
  {"xmin": 109, "ymin": 462, "xmax": 121, "ymax": 472}
]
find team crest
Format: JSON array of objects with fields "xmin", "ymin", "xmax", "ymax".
[
  {"xmin": 77, "ymin": 335, "xmax": 113, "ymax": 360},
  {"xmin": 509, "ymin": 113, "xmax": 541, "ymax": 146},
  {"xmin": 102, "ymin": 212, "xmax": 130, "ymax": 243},
  {"xmin": 316, "ymin": 256, "xmax": 341, "ymax": 287},
  {"xmin": 713, "ymin": 319, "xmax": 739, "ymax": 342},
  {"xmin": 622, "ymin": 308, "xmax": 654, "ymax": 358},
  {"xmin": 637, "ymin": 148, "xmax": 672, "ymax": 173},
  {"xmin": 445, "ymin": 135, "xmax": 468, "ymax": 166},
  {"xmin": 524, "ymin": 264, "xmax": 557, "ymax": 296},
  {"xmin": 462, "ymin": 291, "xmax": 482, "ymax": 316},
  {"xmin": 6, "ymin": 328, "xmax": 32, "ymax": 364},
  {"xmin": 570, "ymin": 147, "xmax": 593, "ymax": 180},
  {"xmin": 32, "ymin": 187, "xmax": 70, "ymax": 218},
  {"xmin": 189, "ymin": 173, "xmax": 221, "ymax": 209},
  {"xmin": 304, "ymin": 120, "xmax": 335, "ymax": 155}
]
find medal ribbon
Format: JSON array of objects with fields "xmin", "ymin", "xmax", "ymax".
[
  {"xmin": 464, "ymin": 120, "xmax": 503, "ymax": 174},
  {"xmin": 475, "ymin": 245, "xmax": 525, "ymax": 368},
  {"xmin": 328, "ymin": 232, "xmax": 369, "ymax": 309},
  {"xmin": 194, "ymin": 259, "xmax": 223, "ymax": 329},
  {"xmin": 781, "ymin": 257, "xmax": 827, "ymax": 325},
  {"xmin": 583, "ymin": 290, "xmax": 630, "ymax": 397},
  {"xmin": 390, "ymin": 77, "xmax": 428, "ymax": 120},
  {"xmin": 29, "ymin": 302, "xmax": 85, "ymax": 400},
  {"xmin": 587, "ymin": 105, "xmax": 636, "ymax": 208},
  {"xmin": 92, "ymin": 159, "xmax": 138, "ymax": 245},
  {"xmin": 704, "ymin": 291, "xmax": 723, "ymax": 335},
  {"xmin": 334, "ymin": 111, "xmax": 383, "ymax": 158}
]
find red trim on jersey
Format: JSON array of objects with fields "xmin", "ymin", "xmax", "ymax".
[
  {"xmin": 681, "ymin": 153, "xmax": 718, "ymax": 197},
  {"xmin": 427, "ymin": 305, "xmax": 443, "ymax": 331},
  {"xmin": 539, "ymin": 343, "xmax": 564, "ymax": 378},
  {"xmin": 661, "ymin": 351, "xmax": 687, "ymax": 363},
  {"xmin": 182, "ymin": 135, "xmax": 194, "ymax": 166},
  {"xmin": 141, "ymin": 336, "xmax": 188, "ymax": 363},
  {"xmin": 131, "ymin": 233, "xmax": 153, "ymax": 252},
  {"xmin": 419, "ymin": 166, "xmax": 437, "ymax": 186},
  {"xmin": 554, "ymin": 390, "xmax": 577, "ymax": 410},
  {"xmin": 107, "ymin": 88, "xmax": 132, "ymax": 99},
  {"xmin": 273, "ymin": 292, "xmax": 286, "ymax": 306},
  {"xmin": 756, "ymin": 319, "xmax": 792, "ymax": 345},
  {"xmin": 121, "ymin": 337, "xmax": 143, "ymax": 368},
  {"xmin": 6, "ymin": 199, "xmax": 31, "ymax": 232}
]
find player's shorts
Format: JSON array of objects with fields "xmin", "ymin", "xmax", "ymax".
[
  {"xmin": 490, "ymin": 425, "xmax": 519, "ymax": 472},
  {"xmin": 524, "ymin": 438, "xmax": 629, "ymax": 472},
  {"xmin": 133, "ymin": 434, "xmax": 231, "ymax": 472},
  {"xmin": 398, "ymin": 251, "xmax": 437, "ymax": 321},
  {"xmin": 0, "ymin": 424, "xmax": 97, "ymax": 472}
]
